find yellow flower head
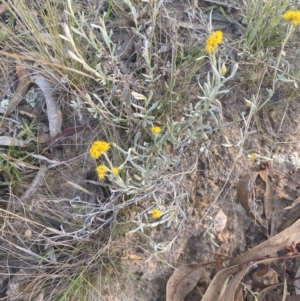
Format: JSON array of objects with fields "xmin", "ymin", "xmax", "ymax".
[
  {"xmin": 89, "ymin": 140, "xmax": 110, "ymax": 159},
  {"xmin": 205, "ymin": 31, "xmax": 223, "ymax": 53},
  {"xmin": 96, "ymin": 165, "xmax": 107, "ymax": 180},
  {"xmin": 283, "ymin": 10, "xmax": 300, "ymax": 26},
  {"xmin": 221, "ymin": 64, "xmax": 227, "ymax": 74},
  {"xmin": 152, "ymin": 208, "xmax": 162, "ymax": 219},
  {"xmin": 151, "ymin": 126, "xmax": 161, "ymax": 135},
  {"xmin": 111, "ymin": 167, "xmax": 119, "ymax": 176}
]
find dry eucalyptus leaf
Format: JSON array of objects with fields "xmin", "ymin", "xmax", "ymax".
[
  {"xmin": 203, "ymin": 258, "xmax": 281, "ymax": 301},
  {"xmin": 201, "ymin": 220, "xmax": 300, "ymax": 301},
  {"xmin": 230, "ymin": 219, "xmax": 300, "ymax": 267},
  {"xmin": 258, "ymin": 170, "xmax": 273, "ymax": 220},
  {"xmin": 200, "ymin": 265, "xmax": 239, "ymax": 301},
  {"xmin": 166, "ymin": 264, "xmax": 205, "ymax": 301},
  {"xmin": 278, "ymin": 203, "xmax": 300, "ymax": 233},
  {"xmin": 257, "ymin": 283, "xmax": 282, "ymax": 301},
  {"xmin": 236, "ymin": 172, "xmax": 259, "ymax": 221},
  {"xmin": 6, "ymin": 61, "xmax": 30, "ymax": 116},
  {"xmin": 234, "ymin": 285, "xmax": 244, "ymax": 301},
  {"xmin": 284, "ymin": 196, "xmax": 300, "ymax": 210},
  {"xmin": 32, "ymin": 75, "xmax": 62, "ymax": 138}
]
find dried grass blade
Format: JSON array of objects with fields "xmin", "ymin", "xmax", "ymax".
[
  {"xmin": 6, "ymin": 61, "xmax": 30, "ymax": 115},
  {"xmin": 64, "ymin": 180, "xmax": 92, "ymax": 195},
  {"xmin": 19, "ymin": 165, "xmax": 46, "ymax": 204}
]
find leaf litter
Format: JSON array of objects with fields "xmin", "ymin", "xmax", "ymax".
[
  {"xmin": 167, "ymin": 220, "xmax": 300, "ymax": 301},
  {"xmin": 1, "ymin": 1, "xmax": 300, "ymax": 301}
]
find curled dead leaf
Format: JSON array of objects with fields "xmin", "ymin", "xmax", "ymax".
[
  {"xmin": 32, "ymin": 75, "xmax": 62, "ymax": 138},
  {"xmin": 166, "ymin": 264, "xmax": 206, "ymax": 301}
]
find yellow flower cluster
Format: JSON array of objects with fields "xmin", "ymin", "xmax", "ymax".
[
  {"xmin": 283, "ymin": 10, "xmax": 300, "ymax": 26},
  {"xmin": 89, "ymin": 140, "xmax": 110, "ymax": 159},
  {"xmin": 151, "ymin": 126, "xmax": 161, "ymax": 135},
  {"xmin": 89, "ymin": 141, "xmax": 120, "ymax": 180},
  {"xmin": 96, "ymin": 165, "xmax": 107, "ymax": 180},
  {"xmin": 96, "ymin": 165, "xmax": 119, "ymax": 180},
  {"xmin": 152, "ymin": 208, "xmax": 162, "ymax": 219},
  {"xmin": 205, "ymin": 31, "xmax": 223, "ymax": 53}
]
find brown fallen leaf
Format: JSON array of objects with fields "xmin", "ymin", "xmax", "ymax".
[
  {"xmin": 5, "ymin": 61, "xmax": 30, "ymax": 116},
  {"xmin": 200, "ymin": 220, "xmax": 300, "ymax": 301},
  {"xmin": 234, "ymin": 285, "xmax": 244, "ymax": 301},
  {"xmin": 230, "ymin": 219, "xmax": 300, "ymax": 267},
  {"xmin": 258, "ymin": 169, "xmax": 273, "ymax": 221},
  {"xmin": 284, "ymin": 196, "xmax": 300, "ymax": 210},
  {"xmin": 278, "ymin": 203, "xmax": 300, "ymax": 233},
  {"xmin": 236, "ymin": 172, "xmax": 265, "ymax": 225},
  {"xmin": 257, "ymin": 283, "xmax": 282, "ymax": 301},
  {"xmin": 166, "ymin": 264, "xmax": 206, "ymax": 301},
  {"xmin": 200, "ymin": 264, "xmax": 240, "ymax": 301}
]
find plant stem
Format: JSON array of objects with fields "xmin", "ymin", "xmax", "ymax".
[{"xmin": 257, "ymin": 25, "xmax": 294, "ymax": 111}]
